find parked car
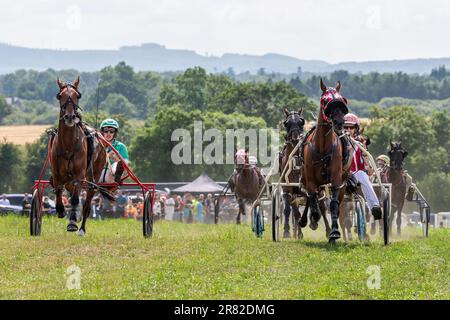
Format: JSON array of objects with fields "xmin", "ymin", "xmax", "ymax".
[{"xmin": 0, "ymin": 194, "xmax": 25, "ymax": 214}]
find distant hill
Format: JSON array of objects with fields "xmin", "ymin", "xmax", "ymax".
[{"xmin": 0, "ymin": 42, "xmax": 449, "ymax": 75}]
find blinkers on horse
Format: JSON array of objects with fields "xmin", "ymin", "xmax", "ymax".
[
  {"xmin": 283, "ymin": 108, "xmax": 305, "ymax": 143},
  {"xmin": 57, "ymin": 82, "xmax": 82, "ymax": 126},
  {"xmin": 388, "ymin": 141, "xmax": 408, "ymax": 170}
]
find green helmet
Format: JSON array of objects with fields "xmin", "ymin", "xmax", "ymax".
[
  {"xmin": 100, "ymin": 118, "xmax": 119, "ymax": 130},
  {"xmin": 377, "ymin": 155, "xmax": 389, "ymax": 164}
]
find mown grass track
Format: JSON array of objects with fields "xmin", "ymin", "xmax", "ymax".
[{"xmin": 0, "ymin": 215, "xmax": 448, "ymax": 299}]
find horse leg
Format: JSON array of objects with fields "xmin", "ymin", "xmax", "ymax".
[
  {"xmin": 79, "ymin": 189, "xmax": 95, "ymax": 236},
  {"xmin": 308, "ymin": 192, "xmax": 320, "ymax": 230},
  {"xmin": 236, "ymin": 198, "xmax": 244, "ymax": 225},
  {"xmin": 66, "ymin": 181, "xmax": 81, "ymax": 232},
  {"xmin": 292, "ymin": 202, "xmax": 302, "ymax": 239},
  {"xmin": 55, "ymin": 186, "xmax": 65, "ymax": 218},
  {"xmin": 328, "ymin": 186, "xmax": 341, "ymax": 242},
  {"xmin": 282, "ymin": 193, "xmax": 291, "ymax": 238},
  {"xmin": 338, "ymin": 201, "xmax": 347, "ymax": 241},
  {"xmin": 299, "ymin": 198, "xmax": 308, "ymax": 228},
  {"xmin": 397, "ymin": 202, "xmax": 404, "ymax": 236},
  {"xmin": 319, "ymin": 199, "xmax": 331, "ymax": 239}
]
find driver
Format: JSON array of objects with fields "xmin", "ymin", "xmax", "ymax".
[
  {"xmin": 99, "ymin": 118, "xmax": 129, "ymax": 184},
  {"xmin": 344, "ymin": 113, "xmax": 382, "ymax": 220}
]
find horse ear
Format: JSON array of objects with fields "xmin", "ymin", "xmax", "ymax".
[
  {"xmin": 73, "ymin": 76, "xmax": 80, "ymax": 89},
  {"xmin": 390, "ymin": 139, "xmax": 394, "ymax": 149},
  {"xmin": 283, "ymin": 108, "xmax": 290, "ymax": 116},
  {"xmin": 56, "ymin": 78, "xmax": 64, "ymax": 89},
  {"xmin": 245, "ymin": 146, "xmax": 249, "ymax": 154},
  {"xmin": 320, "ymin": 78, "xmax": 327, "ymax": 92},
  {"xmin": 298, "ymin": 107, "xmax": 303, "ymax": 115},
  {"xmin": 335, "ymin": 81, "xmax": 341, "ymax": 93},
  {"xmin": 360, "ymin": 127, "xmax": 365, "ymax": 134}
]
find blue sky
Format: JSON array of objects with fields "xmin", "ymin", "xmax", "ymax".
[{"xmin": 0, "ymin": 0, "xmax": 448, "ymax": 63}]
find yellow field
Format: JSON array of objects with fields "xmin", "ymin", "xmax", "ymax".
[{"xmin": 0, "ymin": 125, "xmax": 51, "ymax": 145}]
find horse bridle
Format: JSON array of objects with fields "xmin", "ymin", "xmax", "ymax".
[
  {"xmin": 57, "ymin": 84, "xmax": 83, "ymax": 116},
  {"xmin": 284, "ymin": 111, "xmax": 305, "ymax": 143}
]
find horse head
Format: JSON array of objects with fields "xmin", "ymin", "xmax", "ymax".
[
  {"xmin": 320, "ymin": 79, "xmax": 348, "ymax": 133},
  {"xmin": 388, "ymin": 140, "xmax": 408, "ymax": 170},
  {"xmin": 283, "ymin": 107, "xmax": 305, "ymax": 144},
  {"xmin": 234, "ymin": 148, "xmax": 249, "ymax": 173},
  {"xmin": 56, "ymin": 76, "xmax": 82, "ymax": 127}
]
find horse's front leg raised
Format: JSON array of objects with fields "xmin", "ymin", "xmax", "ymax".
[{"xmin": 308, "ymin": 192, "xmax": 321, "ymax": 231}]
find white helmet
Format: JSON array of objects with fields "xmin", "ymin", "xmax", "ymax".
[{"xmin": 249, "ymin": 156, "xmax": 257, "ymax": 166}]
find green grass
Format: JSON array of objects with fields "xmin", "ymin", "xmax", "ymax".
[{"xmin": 0, "ymin": 215, "xmax": 448, "ymax": 300}]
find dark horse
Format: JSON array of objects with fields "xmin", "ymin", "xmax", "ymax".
[
  {"xmin": 230, "ymin": 148, "xmax": 265, "ymax": 224},
  {"xmin": 49, "ymin": 77, "xmax": 114, "ymax": 235},
  {"xmin": 279, "ymin": 108, "xmax": 309, "ymax": 238},
  {"xmin": 382, "ymin": 141, "xmax": 408, "ymax": 235},
  {"xmin": 302, "ymin": 79, "xmax": 353, "ymax": 243}
]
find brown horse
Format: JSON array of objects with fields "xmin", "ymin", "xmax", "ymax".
[
  {"xmin": 302, "ymin": 79, "xmax": 352, "ymax": 243},
  {"xmin": 230, "ymin": 148, "xmax": 265, "ymax": 224},
  {"xmin": 49, "ymin": 77, "xmax": 113, "ymax": 235},
  {"xmin": 383, "ymin": 140, "xmax": 408, "ymax": 235},
  {"xmin": 278, "ymin": 108, "xmax": 309, "ymax": 238}
]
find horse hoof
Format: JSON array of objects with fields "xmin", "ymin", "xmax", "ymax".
[
  {"xmin": 370, "ymin": 226, "xmax": 376, "ymax": 235},
  {"xmin": 329, "ymin": 238, "xmax": 337, "ymax": 245},
  {"xmin": 67, "ymin": 222, "xmax": 78, "ymax": 232},
  {"xmin": 78, "ymin": 229, "xmax": 85, "ymax": 237},
  {"xmin": 300, "ymin": 220, "xmax": 307, "ymax": 228},
  {"xmin": 57, "ymin": 211, "xmax": 66, "ymax": 218},
  {"xmin": 329, "ymin": 230, "xmax": 341, "ymax": 240},
  {"xmin": 283, "ymin": 231, "xmax": 291, "ymax": 239},
  {"xmin": 309, "ymin": 221, "xmax": 318, "ymax": 231},
  {"xmin": 298, "ymin": 232, "xmax": 303, "ymax": 240}
]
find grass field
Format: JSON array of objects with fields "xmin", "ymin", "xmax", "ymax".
[
  {"xmin": 0, "ymin": 215, "xmax": 448, "ymax": 300},
  {"xmin": 0, "ymin": 125, "xmax": 50, "ymax": 145}
]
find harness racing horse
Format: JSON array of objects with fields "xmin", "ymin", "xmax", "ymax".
[
  {"xmin": 383, "ymin": 140, "xmax": 408, "ymax": 235},
  {"xmin": 302, "ymin": 79, "xmax": 352, "ymax": 243},
  {"xmin": 278, "ymin": 108, "xmax": 309, "ymax": 238},
  {"xmin": 230, "ymin": 149, "xmax": 265, "ymax": 224},
  {"xmin": 49, "ymin": 77, "xmax": 114, "ymax": 235}
]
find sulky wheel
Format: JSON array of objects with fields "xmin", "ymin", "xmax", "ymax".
[
  {"xmin": 355, "ymin": 200, "xmax": 366, "ymax": 241},
  {"xmin": 383, "ymin": 197, "xmax": 390, "ymax": 245},
  {"xmin": 422, "ymin": 208, "xmax": 430, "ymax": 238},
  {"xmin": 143, "ymin": 191, "xmax": 154, "ymax": 238},
  {"xmin": 30, "ymin": 189, "xmax": 43, "ymax": 236},
  {"xmin": 253, "ymin": 203, "xmax": 264, "ymax": 238},
  {"xmin": 272, "ymin": 186, "xmax": 282, "ymax": 242}
]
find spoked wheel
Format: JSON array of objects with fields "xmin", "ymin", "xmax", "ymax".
[
  {"xmin": 143, "ymin": 191, "xmax": 154, "ymax": 238},
  {"xmin": 422, "ymin": 208, "xmax": 429, "ymax": 237},
  {"xmin": 272, "ymin": 186, "xmax": 282, "ymax": 242},
  {"xmin": 383, "ymin": 197, "xmax": 390, "ymax": 245},
  {"xmin": 253, "ymin": 204, "xmax": 264, "ymax": 238},
  {"xmin": 30, "ymin": 189, "xmax": 42, "ymax": 236},
  {"xmin": 355, "ymin": 200, "xmax": 366, "ymax": 241}
]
